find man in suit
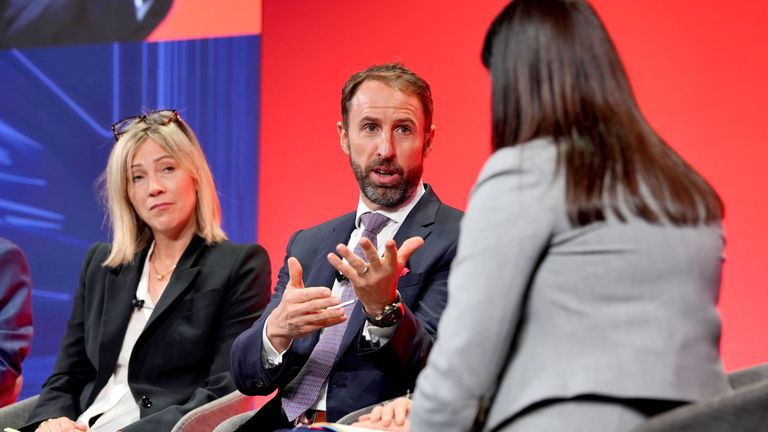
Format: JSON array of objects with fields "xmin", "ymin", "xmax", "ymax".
[
  {"xmin": 0, "ymin": 0, "xmax": 173, "ymax": 49},
  {"xmin": 230, "ymin": 63, "xmax": 462, "ymax": 430},
  {"xmin": 0, "ymin": 238, "xmax": 33, "ymax": 407}
]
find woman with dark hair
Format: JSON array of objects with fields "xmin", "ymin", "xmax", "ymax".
[{"xmin": 350, "ymin": 0, "xmax": 730, "ymax": 431}]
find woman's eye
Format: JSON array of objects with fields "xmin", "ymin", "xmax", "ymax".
[
  {"xmin": 131, "ymin": 175, "xmax": 144, "ymax": 183},
  {"xmin": 161, "ymin": 166, "xmax": 175, "ymax": 174}
]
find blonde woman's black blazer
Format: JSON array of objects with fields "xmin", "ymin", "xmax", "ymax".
[{"xmin": 26, "ymin": 235, "xmax": 271, "ymax": 431}]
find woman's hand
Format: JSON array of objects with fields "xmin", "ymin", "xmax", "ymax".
[
  {"xmin": 35, "ymin": 417, "xmax": 88, "ymax": 432},
  {"xmin": 352, "ymin": 397, "xmax": 413, "ymax": 432}
]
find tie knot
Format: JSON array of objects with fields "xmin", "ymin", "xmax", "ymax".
[{"xmin": 360, "ymin": 212, "xmax": 390, "ymax": 236}]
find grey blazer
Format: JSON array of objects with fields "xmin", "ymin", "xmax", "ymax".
[{"xmin": 410, "ymin": 138, "xmax": 730, "ymax": 431}]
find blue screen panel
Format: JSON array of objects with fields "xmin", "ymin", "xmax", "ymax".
[{"xmin": 0, "ymin": 35, "xmax": 261, "ymax": 398}]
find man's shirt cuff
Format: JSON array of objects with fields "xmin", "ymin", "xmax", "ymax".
[
  {"xmin": 362, "ymin": 320, "xmax": 396, "ymax": 346},
  {"xmin": 262, "ymin": 315, "xmax": 291, "ymax": 369}
]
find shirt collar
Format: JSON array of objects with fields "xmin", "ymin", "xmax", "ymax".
[{"xmin": 355, "ymin": 181, "xmax": 426, "ymax": 228}]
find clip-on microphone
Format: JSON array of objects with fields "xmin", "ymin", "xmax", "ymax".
[
  {"xmin": 132, "ymin": 296, "xmax": 145, "ymax": 310},
  {"xmin": 334, "ymin": 269, "xmax": 348, "ymax": 284}
]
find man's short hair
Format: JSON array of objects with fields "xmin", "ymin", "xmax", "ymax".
[{"xmin": 340, "ymin": 63, "xmax": 434, "ymax": 131}]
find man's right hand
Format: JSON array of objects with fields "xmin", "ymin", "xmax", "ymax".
[{"xmin": 265, "ymin": 257, "xmax": 347, "ymax": 352}]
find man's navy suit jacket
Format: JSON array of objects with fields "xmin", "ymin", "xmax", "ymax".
[{"xmin": 231, "ymin": 186, "xmax": 462, "ymax": 421}]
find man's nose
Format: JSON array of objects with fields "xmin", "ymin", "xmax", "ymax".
[{"xmin": 376, "ymin": 133, "xmax": 396, "ymax": 158}]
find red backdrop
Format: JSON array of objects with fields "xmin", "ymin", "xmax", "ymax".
[{"xmin": 259, "ymin": 0, "xmax": 768, "ymax": 371}]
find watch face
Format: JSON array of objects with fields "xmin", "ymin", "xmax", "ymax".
[{"xmin": 373, "ymin": 303, "xmax": 404, "ymax": 327}]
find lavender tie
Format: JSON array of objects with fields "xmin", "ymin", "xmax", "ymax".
[{"xmin": 282, "ymin": 212, "xmax": 390, "ymax": 421}]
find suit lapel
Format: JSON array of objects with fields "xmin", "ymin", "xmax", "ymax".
[
  {"xmin": 144, "ymin": 235, "xmax": 205, "ymax": 330},
  {"xmin": 336, "ymin": 300, "xmax": 367, "ymax": 362},
  {"xmin": 392, "ymin": 186, "xmax": 439, "ymax": 246},
  {"xmin": 335, "ymin": 187, "xmax": 441, "ymax": 361},
  {"xmin": 304, "ymin": 215, "xmax": 354, "ymax": 290},
  {"xmin": 94, "ymin": 248, "xmax": 148, "ymax": 402},
  {"xmin": 298, "ymin": 215, "xmax": 357, "ymax": 351}
]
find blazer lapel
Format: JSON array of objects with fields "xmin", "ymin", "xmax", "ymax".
[
  {"xmin": 305, "ymin": 215, "xmax": 354, "ymax": 290},
  {"xmin": 93, "ymin": 248, "xmax": 148, "ymax": 404},
  {"xmin": 392, "ymin": 185, "xmax": 439, "ymax": 247},
  {"xmin": 144, "ymin": 235, "xmax": 205, "ymax": 330},
  {"xmin": 297, "ymin": 214, "xmax": 357, "ymax": 352},
  {"xmin": 337, "ymin": 300, "xmax": 367, "ymax": 362}
]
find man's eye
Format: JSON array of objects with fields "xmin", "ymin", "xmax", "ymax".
[
  {"xmin": 396, "ymin": 126, "xmax": 412, "ymax": 134},
  {"xmin": 363, "ymin": 124, "xmax": 378, "ymax": 132}
]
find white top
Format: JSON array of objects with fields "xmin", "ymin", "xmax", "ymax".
[
  {"xmin": 77, "ymin": 244, "xmax": 159, "ymax": 431},
  {"xmin": 262, "ymin": 182, "xmax": 427, "ymax": 411}
]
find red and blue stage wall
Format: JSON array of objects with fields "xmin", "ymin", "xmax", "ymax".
[{"xmin": 1, "ymin": 0, "xmax": 765, "ymax": 400}]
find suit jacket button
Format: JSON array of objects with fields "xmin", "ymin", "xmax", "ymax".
[{"xmin": 141, "ymin": 395, "xmax": 152, "ymax": 408}]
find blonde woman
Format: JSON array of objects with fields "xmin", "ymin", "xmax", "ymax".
[{"xmin": 25, "ymin": 110, "xmax": 271, "ymax": 432}]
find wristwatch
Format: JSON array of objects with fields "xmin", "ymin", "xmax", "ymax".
[{"xmin": 365, "ymin": 291, "xmax": 404, "ymax": 328}]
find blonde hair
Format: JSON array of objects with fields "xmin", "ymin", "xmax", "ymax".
[{"xmin": 102, "ymin": 113, "xmax": 227, "ymax": 267}]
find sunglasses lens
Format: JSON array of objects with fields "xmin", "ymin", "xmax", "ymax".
[
  {"xmin": 113, "ymin": 117, "xmax": 140, "ymax": 138},
  {"xmin": 145, "ymin": 110, "xmax": 177, "ymax": 126}
]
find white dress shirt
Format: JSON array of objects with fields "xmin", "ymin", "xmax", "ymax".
[{"xmin": 262, "ymin": 182, "xmax": 427, "ymax": 411}]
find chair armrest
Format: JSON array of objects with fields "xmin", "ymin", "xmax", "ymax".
[
  {"xmin": 171, "ymin": 391, "xmax": 251, "ymax": 432},
  {"xmin": 210, "ymin": 392, "xmax": 276, "ymax": 432},
  {"xmin": 633, "ymin": 381, "xmax": 768, "ymax": 432},
  {"xmin": 0, "ymin": 395, "xmax": 38, "ymax": 429},
  {"xmin": 728, "ymin": 363, "xmax": 768, "ymax": 390},
  {"xmin": 212, "ymin": 411, "xmax": 256, "ymax": 432}
]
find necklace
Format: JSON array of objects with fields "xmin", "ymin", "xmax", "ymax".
[{"xmin": 151, "ymin": 255, "xmax": 177, "ymax": 281}]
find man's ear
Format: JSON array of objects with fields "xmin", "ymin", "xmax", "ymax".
[
  {"xmin": 338, "ymin": 121, "xmax": 350, "ymax": 155},
  {"xmin": 424, "ymin": 124, "xmax": 436, "ymax": 156}
]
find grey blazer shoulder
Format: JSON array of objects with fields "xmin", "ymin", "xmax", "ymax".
[{"xmin": 411, "ymin": 139, "xmax": 729, "ymax": 431}]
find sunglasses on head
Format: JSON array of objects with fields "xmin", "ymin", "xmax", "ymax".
[{"xmin": 111, "ymin": 109, "xmax": 180, "ymax": 141}]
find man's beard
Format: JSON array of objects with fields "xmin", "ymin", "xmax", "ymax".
[{"xmin": 350, "ymin": 157, "xmax": 422, "ymax": 209}]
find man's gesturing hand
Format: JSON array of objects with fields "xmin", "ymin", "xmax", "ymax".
[
  {"xmin": 265, "ymin": 257, "xmax": 347, "ymax": 352},
  {"xmin": 327, "ymin": 236, "xmax": 424, "ymax": 317}
]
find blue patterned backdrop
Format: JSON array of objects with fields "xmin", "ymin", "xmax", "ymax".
[{"xmin": 0, "ymin": 35, "xmax": 261, "ymax": 398}]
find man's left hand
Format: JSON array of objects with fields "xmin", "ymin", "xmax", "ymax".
[{"xmin": 327, "ymin": 236, "xmax": 423, "ymax": 316}]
